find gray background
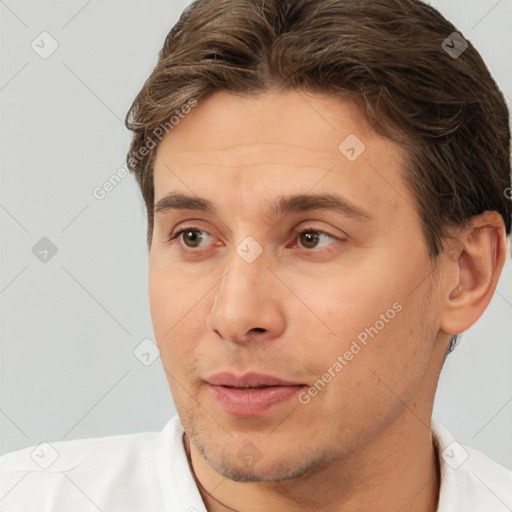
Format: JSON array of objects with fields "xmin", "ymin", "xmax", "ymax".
[{"xmin": 1, "ymin": 0, "xmax": 511, "ymax": 469}]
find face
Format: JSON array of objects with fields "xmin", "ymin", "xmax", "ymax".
[{"xmin": 149, "ymin": 90, "xmax": 444, "ymax": 482}]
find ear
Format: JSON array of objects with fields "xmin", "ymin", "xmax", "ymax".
[{"xmin": 439, "ymin": 211, "xmax": 508, "ymax": 336}]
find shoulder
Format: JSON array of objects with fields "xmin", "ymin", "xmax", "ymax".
[
  {"xmin": 0, "ymin": 426, "xmax": 163, "ymax": 473},
  {"xmin": 0, "ymin": 416, "xmax": 184, "ymax": 511},
  {"xmin": 432, "ymin": 419, "xmax": 512, "ymax": 511}
]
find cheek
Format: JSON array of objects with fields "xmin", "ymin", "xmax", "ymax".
[
  {"xmin": 291, "ymin": 253, "xmax": 436, "ymax": 387},
  {"xmin": 148, "ymin": 253, "xmax": 209, "ymax": 333},
  {"xmin": 307, "ymin": 299, "xmax": 435, "ymax": 445},
  {"xmin": 284, "ymin": 262, "xmax": 401, "ymax": 349},
  {"xmin": 148, "ymin": 264, "xmax": 198, "ymax": 368},
  {"xmin": 332, "ymin": 286, "xmax": 436, "ymax": 412}
]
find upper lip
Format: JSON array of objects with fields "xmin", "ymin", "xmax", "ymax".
[{"xmin": 205, "ymin": 372, "xmax": 305, "ymax": 387}]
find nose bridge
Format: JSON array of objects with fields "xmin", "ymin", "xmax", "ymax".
[
  {"xmin": 216, "ymin": 241, "xmax": 269, "ymax": 307},
  {"xmin": 207, "ymin": 241, "xmax": 285, "ymax": 342}
]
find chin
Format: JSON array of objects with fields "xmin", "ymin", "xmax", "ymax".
[{"xmin": 200, "ymin": 443, "xmax": 336, "ymax": 483}]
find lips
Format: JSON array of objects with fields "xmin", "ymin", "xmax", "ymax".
[{"xmin": 205, "ymin": 372, "xmax": 307, "ymax": 416}]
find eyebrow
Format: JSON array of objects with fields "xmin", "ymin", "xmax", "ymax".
[{"xmin": 154, "ymin": 192, "xmax": 374, "ymax": 221}]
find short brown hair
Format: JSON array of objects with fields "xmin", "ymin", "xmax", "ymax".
[{"xmin": 125, "ymin": 0, "xmax": 511, "ymax": 256}]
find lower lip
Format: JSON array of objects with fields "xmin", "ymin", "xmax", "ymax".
[{"xmin": 206, "ymin": 384, "xmax": 305, "ymax": 416}]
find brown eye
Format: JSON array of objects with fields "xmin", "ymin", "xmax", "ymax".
[
  {"xmin": 166, "ymin": 227, "xmax": 210, "ymax": 248},
  {"xmin": 296, "ymin": 229, "xmax": 338, "ymax": 250},
  {"xmin": 181, "ymin": 229, "xmax": 207, "ymax": 247},
  {"xmin": 299, "ymin": 231, "xmax": 321, "ymax": 249}
]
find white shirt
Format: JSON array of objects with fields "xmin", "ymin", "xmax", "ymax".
[{"xmin": 1, "ymin": 416, "xmax": 511, "ymax": 511}]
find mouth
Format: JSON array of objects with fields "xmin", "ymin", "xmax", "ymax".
[
  {"xmin": 205, "ymin": 372, "xmax": 307, "ymax": 416},
  {"xmin": 205, "ymin": 371, "xmax": 305, "ymax": 388},
  {"xmin": 222, "ymin": 385, "xmax": 279, "ymax": 391}
]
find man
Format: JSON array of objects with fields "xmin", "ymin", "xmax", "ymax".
[{"xmin": 1, "ymin": 0, "xmax": 511, "ymax": 511}]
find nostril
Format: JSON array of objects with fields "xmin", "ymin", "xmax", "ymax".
[{"xmin": 251, "ymin": 327, "xmax": 266, "ymax": 333}]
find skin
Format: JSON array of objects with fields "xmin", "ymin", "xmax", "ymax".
[{"xmin": 148, "ymin": 90, "xmax": 507, "ymax": 512}]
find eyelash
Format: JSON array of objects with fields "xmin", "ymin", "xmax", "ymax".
[{"xmin": 165, "ymin": 225, "xmax": 343, "ymax": 252}]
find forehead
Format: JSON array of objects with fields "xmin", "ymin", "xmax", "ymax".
[
  {"xmin": 152, "ymin": 90, "xmax": 413, "ymax": 221},
  {"xmin": 155, "ymin": 90, "xmax": 378, "ymax": 165}
]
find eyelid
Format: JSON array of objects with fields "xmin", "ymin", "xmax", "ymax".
[
  {"xmin": 293, "ymin": 221, "xmax": 347, "ymax": 240},
  {"xmin": 166, "ymin": 224, "xmax": 214, "ymax": 244},
  {"xmin": 289, "ymin": 227, "xmax": 345, "ymax": 251}
]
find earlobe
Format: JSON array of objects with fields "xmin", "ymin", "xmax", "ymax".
[{"xmin": 439, "ymin": 212, "xmax": 507, "ymax": 336}]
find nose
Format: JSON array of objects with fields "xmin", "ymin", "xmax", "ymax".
[{"xmin": 205, "ymin": 248, "xmax": 286, "ymax": 345}]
